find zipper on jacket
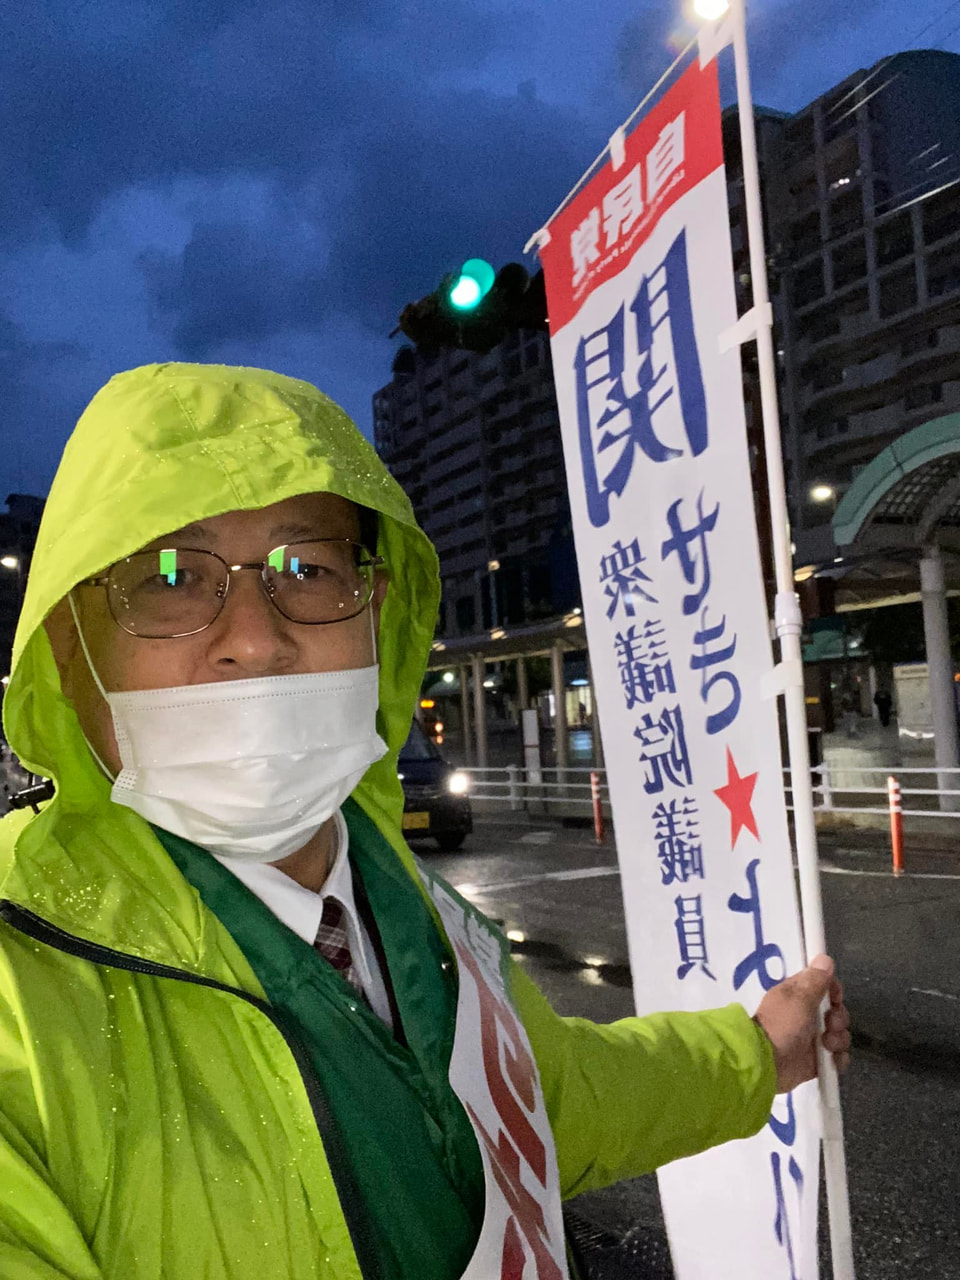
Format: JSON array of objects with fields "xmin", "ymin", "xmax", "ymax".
[{"xmin": 0, "ymin": 900, "xmax": 383, "ymax": 1280}]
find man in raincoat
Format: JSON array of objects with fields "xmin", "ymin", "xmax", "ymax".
[{"xmin": 0, "ymin": 364, "xmax": 849, "ymax": 1280}]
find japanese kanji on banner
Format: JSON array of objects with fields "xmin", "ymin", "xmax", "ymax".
[{"xmin": 540, "ymin": 57, "xmax": 821, "ymax": 1280}]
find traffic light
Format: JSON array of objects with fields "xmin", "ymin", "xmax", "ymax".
[
  {"xmin": 448, "ymin": 259, "xmax": 495, "ymax": 311},
  {"xmin": 395, "ymin": 261, "xmax": 548, "ymax": 354}
]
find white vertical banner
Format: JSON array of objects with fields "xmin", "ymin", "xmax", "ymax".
[{"xmin": 539, "ymin": 58, "xmax": 820, "ymax": 1280}]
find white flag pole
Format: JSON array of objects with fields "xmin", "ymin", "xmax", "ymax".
[{"xmin": 720, "ymin": 1, "xmax": 857, "ymax": 1276}]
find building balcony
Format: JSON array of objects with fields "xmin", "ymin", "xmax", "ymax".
[
  {"xmin": 795, "ymin": 306, "xmax": 877, "ymax": 360},
  {"xmin": 477, "ymin": 373, "xmax": 506, "ymax": 400},
  {"xmin": 804, "ymin": 380, "xmax": 960, "ymax": 459},
  {"xmin": 799, "ymin": 323, "xmax": 960, "ymax": 413},
  {"xmin": 443, "ymin": 548, "xmax": 488, "ymax": 576},
  {"xmin": 488, "ymin": 425, "xmax": 524, "ymax": 450}
]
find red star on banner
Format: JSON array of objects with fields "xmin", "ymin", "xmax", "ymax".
[{"xmin": 714, "ymin": 747, "xmax": 759, "ymax": 847}]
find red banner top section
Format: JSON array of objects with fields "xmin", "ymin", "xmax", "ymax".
[{"xmin": 540, "ymin": 58, "xmax": 723, "ymax": 333}]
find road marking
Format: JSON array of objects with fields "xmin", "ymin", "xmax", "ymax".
[
  {"xmin": 457, "ymin": 866, "xmax": 620, "ymax": 894},
  {"xmin": 519, "ymin": 831, "xmax": 555, "ymax": 845},
  {"xmin": 458, "ymin": 862, "xmax": 960, "ymax": 897},
  {"xmin": 909, "ymin": 986, "xmax": 960, "ymax": 1002},
  {"xmin": 819, "ymin": 864, "xmax": 960, "ymax": 881}
]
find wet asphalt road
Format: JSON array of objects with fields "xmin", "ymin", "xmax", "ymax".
[{"xmin": 422, "ymin": 816, "xmax": 960, "ymax": 1280}]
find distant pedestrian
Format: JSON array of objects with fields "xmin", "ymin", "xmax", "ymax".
[
  {"xmin": 874, "ymin": 688, "xmax": 893, "ymax": 727},
  {"xmin": 840, "ymin": 689, "xmax": 860, "ymax": 739}
]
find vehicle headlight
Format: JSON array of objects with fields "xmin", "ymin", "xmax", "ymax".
[{"xmin": 447, "ymin": 771, "xmax": 470, "ymax": 795}]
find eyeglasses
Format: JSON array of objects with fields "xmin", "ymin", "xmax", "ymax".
[{"xmin": 81, "ymin": 540, "xmax": 384, "ymax": 639}]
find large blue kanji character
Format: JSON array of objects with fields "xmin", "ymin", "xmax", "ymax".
[
  {"xmin": 634, "ymin": 230, "xmax": 708, "ymax": 460},
  {"xmin": 661, "ymin": 490, "xmax": 719, "ymax": 616},
  {"xmin": 574, "ymin": 228, "xmax": 708, "ymax": 528},
  {"xmin": 768, "ymin": 1091, "xmax": 797, "ymax": 1146},
  {"xmin": 771, "ymin": 1150, "xmax": 804, "ymax": 1280},
  {"xmin": 634, "ymin": 705, "xmax": 692, "ymax": 794},
  {"xmin": 615, "ymin": 620, "xmax": 675, "ymax": 709},
  {"xmin": 673, "ymin": 894, "xmax": 716, "ymax": 981},
  {"xmin": 728, "ymin": 859, "xmax": 787, "ymax": 993},
  {"xmin": 690, "ymin": 606, "xmax": 741, "ymax": 734},
  {"xmin": 652, "ymin": 797, "xmax": 703, "ymax": 884},
  {"xmin": 599, "ymin": 538, "xmax": 657, "ymax": 619}
]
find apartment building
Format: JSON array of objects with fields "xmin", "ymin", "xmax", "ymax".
[
  {"xmin": 767, "ymin": 50, "xmax": 960, "ymax": 560},
  {"xmin": 372, "ymin": 330, "xmax": 577, "ymax": 640}
]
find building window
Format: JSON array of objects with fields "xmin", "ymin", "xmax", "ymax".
[
  {"xmin": 923, "ymin": 189, "xmax": 960, "ymax": 247},
  {"xmin": 799, "ymin": 310, "xmax": 841, "ymax": 344},
  {"xmin": 791, "ymin": 211, "xmax": 821, "ymax": 259},
  {"xmin": 876, "ymin": 212, "xmax": 914, "ymax": 267},
  {"xmin": 832, "ymin": 236, "xmax": 867, "ymax": 289},
  {"xmin": 878, "ymin": 269, "xmax": 917, "ymax": 318},
  {"xmin": 792, "ymin": 260, "xmax": 826, "ymax": 308},
  {"xmin": 928, "ymin": 263, "xmax": 960, "ymax": 299},
  {"xmin": 902, "ymin": 330, "xmax": 940, "ymax": 357},
  {"xmin": 829, "ymin": 191, "xmax": 864, "ymax": 239},
  {"xmin": 455, "ymin": 596, "xmax": 476, "ymax": 632},
  {"xmin": 807, "ymin": 364, "xmax": 843, "ymax": 391},
  {"xmin": 904, "ymin": 383, "xmax": 943, "ymax": 411}
]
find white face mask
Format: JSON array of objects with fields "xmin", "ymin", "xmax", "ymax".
[{"xmin": 68, "ymin": 596, "xmax": 388, "ymax": 861}]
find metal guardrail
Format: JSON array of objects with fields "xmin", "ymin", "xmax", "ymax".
[
  {"xmin": 463, "ymin": 763, "xmax": 960, "ymax": 821},
  {"xmin": 463, "ymin": 766, "xmax": 611, "ymax": 812},
  {"xmin": 784, "ymin": 764, "xmax": 960, "ymax": 818}
]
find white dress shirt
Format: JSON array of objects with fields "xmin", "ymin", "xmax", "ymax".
[{"xmin": 212, "ymin": 810, "xmax": 394, "ymax": 1027}]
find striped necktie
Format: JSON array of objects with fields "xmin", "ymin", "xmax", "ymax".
[{"xmin": 315, "ymin": 896, "xmax": 362, "ymax": 994}]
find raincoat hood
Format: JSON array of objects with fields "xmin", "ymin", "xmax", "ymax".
[{"xmin": 1, "ymin": 363, "xmax": 439, "ymax": 950}]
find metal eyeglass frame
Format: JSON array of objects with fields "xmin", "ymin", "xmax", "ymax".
[{"xmin": 81, "ymin": 539, "xmax": 385, "ymax": 639}]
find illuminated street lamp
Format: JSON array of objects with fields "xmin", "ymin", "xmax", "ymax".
[
  {"xmin": 810, "ymin": 484, "xmax": 835, "ymax": 503},
  {"xmin": 693, "ymin": 0, "xmax": 729, "ymax": 18},
  {"xmin": 0, "ymin": 555, "xmax": 18, "ymax": 570}
]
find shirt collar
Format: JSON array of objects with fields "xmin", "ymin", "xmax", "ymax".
[{"xmin": 211, "ymin": 812, "xmax": 372, "ymax": 987}]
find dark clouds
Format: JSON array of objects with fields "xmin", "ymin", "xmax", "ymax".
[
  {"xmin": 0, "ymin": 1, "xmax": 528, "ymax": 242},
  {"xmin": 0, "ymin": 0, "xmax": 949, "ymax": 497},
  {"xmin": 0, "ymin": 0, "xmax": 594, "ymax": 496}
]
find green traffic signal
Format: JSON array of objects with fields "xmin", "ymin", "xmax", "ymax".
[
  {"xmin": 448, "ymin": 258, "xmax": 496, "ymax": 311},
  {"xmin": 394, "ymin": 261, "xmax": 546, "ymax": 353}
]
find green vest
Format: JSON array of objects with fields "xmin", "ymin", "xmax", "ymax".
[{"xmin": 154, "ymin": 799, "xmax": 488, "ymax": 1280}]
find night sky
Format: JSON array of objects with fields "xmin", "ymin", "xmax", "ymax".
[{"xmin": 1, "ymin": 0, "xmax": 956, "ymax": 499}]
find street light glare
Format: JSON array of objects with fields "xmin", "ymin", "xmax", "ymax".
[
  {"xmin": 810, "ymin": 484, "xmax": 835, "ymax": 503},
  {"xmin": 0, "ymin": 555, "xmax": 19, "ymax": 570},
  {"xmin": 693, "ymin": 0, "xmax": 730, "ymax": 19}
]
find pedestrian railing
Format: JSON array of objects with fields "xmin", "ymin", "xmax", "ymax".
[
  {"xmin": 461, "ymin": 762, "xmax": 960, "ymax": 867},
  {"xmin": 463, "ymin": 766, "xmax": 611, "ymax": 811},
  {"xmin": 462, "ymin": 763, "xmax": 960, "ymax": 820},
  {"xmin": 784, "ymin": 764, "xmax": 960, "ymax": 818}
]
